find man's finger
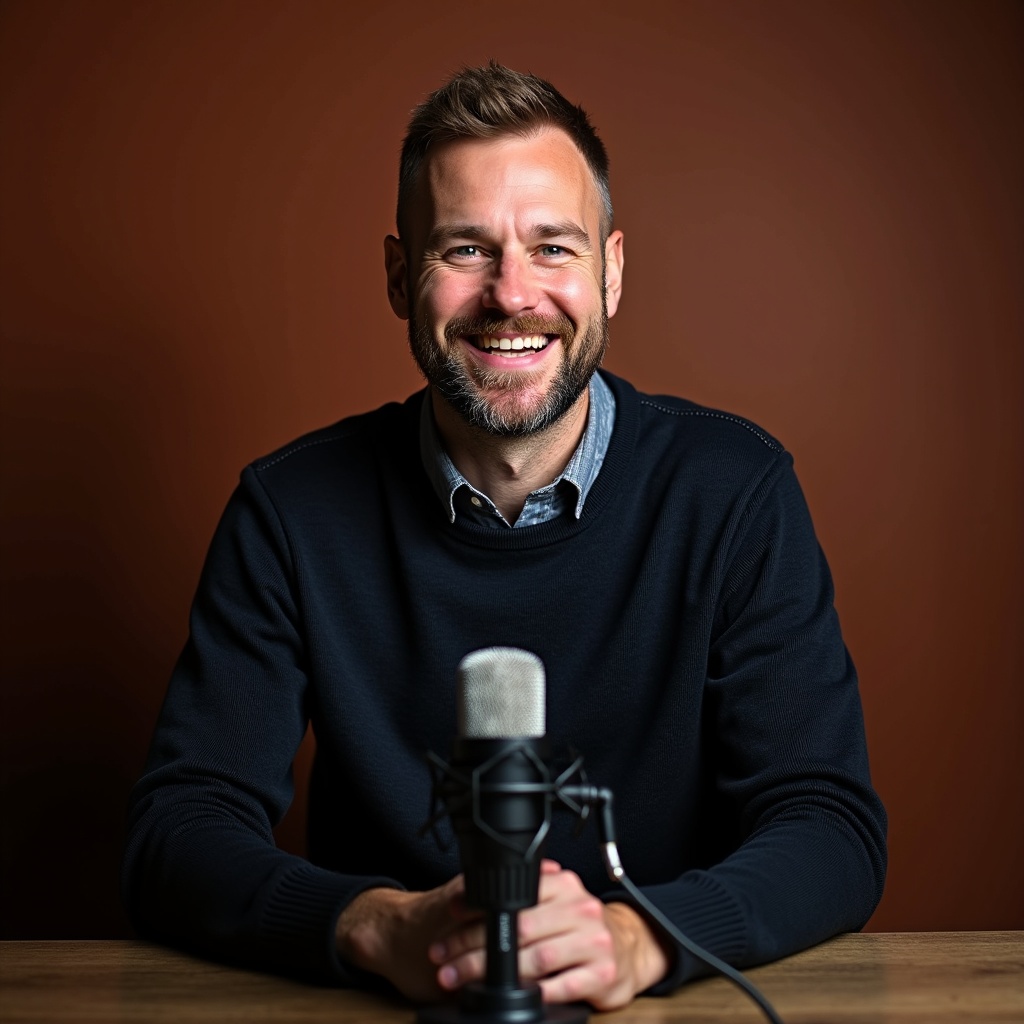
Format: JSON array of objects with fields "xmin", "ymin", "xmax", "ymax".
[
  {"xmin": 519, "ymin": 924, "xmax": 613, "ymax": 983},
  {"xmin": 538, "ymin": 963, "xmax": 630, "ymax": 1011},
  {"xmin": 435, "ymin": 946, "xmax": 487, "ymax": 991},
  {"xmin": 428, "ymin": 918, "xmax": 486, "ymax": 965}
]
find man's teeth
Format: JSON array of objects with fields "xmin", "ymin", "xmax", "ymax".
[{"xmin": 477, "ymin": 334, "xmax": 549, "ymax": 352}]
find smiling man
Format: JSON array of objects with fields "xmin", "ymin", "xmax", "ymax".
[
  {"xmin": 123, "ymin": 63, "xmax": 887, "ymax": 1013},
  {"xmin": 391, "ymin": 119, "xmax": 624, "ymax": 527},
  {"xmin": 395, "ymin": 126, "xmax": 619, "ymax": 435}
]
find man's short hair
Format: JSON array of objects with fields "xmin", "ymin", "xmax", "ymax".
[{"xmin": 397, "ymin": 61, "xmax": 613, "ymax": 239}]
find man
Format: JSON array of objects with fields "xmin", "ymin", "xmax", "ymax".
[{"xmin": 122, "ymin": 63, "xmax": 886, "ymax": 1012}]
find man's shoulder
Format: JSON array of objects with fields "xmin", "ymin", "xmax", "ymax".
[
  {"xmin": 604, "ymin": 372, "xmax": 787, "ymax": 464},
  {"xmin": 247, "ymin": 391, "xmax": 424, "ymax": 481},
  {"xmin": 637, "ymin": 391, "xmax": 785, "ymax": 454}
]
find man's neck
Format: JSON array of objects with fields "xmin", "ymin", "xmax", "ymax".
[{"xmin": 430, "ymin": 388, "xmax": 591, "ymax": 524}]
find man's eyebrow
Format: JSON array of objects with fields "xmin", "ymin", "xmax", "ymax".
[
  {"xmin": 424, "ymin": 224, "xmax": 489, "ymax": 251},
  {"xmin": 424, "ymin": 222, "xmax": 594, "ymax": 252},
  {"xmin": 531, "ymin": 222, "xmax": 593, "ymax": 250}
]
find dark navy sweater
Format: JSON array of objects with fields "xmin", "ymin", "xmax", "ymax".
[{"xmin": 122, "ymin": 372, "xmax": 886, "ymax": 988}]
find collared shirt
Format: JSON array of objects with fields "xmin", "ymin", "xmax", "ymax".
[{"xmin": 419, "ymin": 373, "xmax": 616, "ymax": 528}]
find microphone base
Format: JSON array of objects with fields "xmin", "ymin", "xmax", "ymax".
[
  {"xmin": 417, "ymin": 982, "xmax": 589, "ymax": 1023},
  {"xmin": 417, "ymin": 1006, "xmax": 589, "ymax": 1024}
]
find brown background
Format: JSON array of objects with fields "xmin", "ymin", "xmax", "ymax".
[{"xmin": 1, "ymin": 1, "xmax": 1021, "ymax": 940}]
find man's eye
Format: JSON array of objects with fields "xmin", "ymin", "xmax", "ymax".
[
  {"xmin": 449, "ymin": 245, "xmax": 482, "ymax": 259},
  {"xmin": 539, "ymin": 245, "xmax": 569, "ymax": 258}
]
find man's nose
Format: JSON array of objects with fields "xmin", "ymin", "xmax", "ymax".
[{"xmin": 482, "ymin": 252, "xmax": 540, "ymax": 316}]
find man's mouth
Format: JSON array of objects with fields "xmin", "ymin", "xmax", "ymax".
[
  {"xmin": 470, "ymin": 333, "xmax": 554, "ymax": 355},
  {"xmin": 444, "ymin": 315, "xmax": 572, "ymax": 359}
]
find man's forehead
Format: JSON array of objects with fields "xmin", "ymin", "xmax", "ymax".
[{"xmin": 412, "ymin": 127, "xmax": 602, "ymax": 233}]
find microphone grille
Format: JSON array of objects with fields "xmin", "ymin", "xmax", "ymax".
[{"xmin": 457, "ymin": 647, "xmax": 546, "ymax": 739}]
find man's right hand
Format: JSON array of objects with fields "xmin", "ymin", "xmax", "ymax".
[{"xmin": 335, "ymin": 880, "xmax": 477, "ymax": 1003}]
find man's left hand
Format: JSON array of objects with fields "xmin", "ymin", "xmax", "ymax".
[{"xmin": 427, "ymin": 860, "xmax": 671, "ymax": 1011}]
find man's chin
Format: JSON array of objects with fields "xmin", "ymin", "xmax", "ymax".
[{"xmin": 438, "ymin": 379, "xmax": 581, "ymax": 438}]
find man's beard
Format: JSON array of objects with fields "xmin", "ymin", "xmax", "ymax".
[{"xmin": 407, "ymin": 307, "xmax": 609, "ymax": 438}]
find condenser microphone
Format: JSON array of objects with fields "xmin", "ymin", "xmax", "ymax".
[
  {"xmin": 421, "ymin": 651, "xmax": 787, "ymax": 1024},
  {"xmin": 417, "ymin": 647, "xmax": 589, "ymax": 1024}
]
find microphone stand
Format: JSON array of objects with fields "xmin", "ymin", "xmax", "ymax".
[{"xmin": 417, "ymin": 738, "xmax": 589, "ymax": 1024}]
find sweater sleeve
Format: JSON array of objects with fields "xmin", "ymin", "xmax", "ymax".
[
  {"xmin": 121, "ymin": 466, "xmax": 401, "ymax": 984},
  {"xmin": 612, "ymin": 455, "xmax": 887, "ymax": 990}
]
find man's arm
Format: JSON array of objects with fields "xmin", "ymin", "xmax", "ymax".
[
  {"xmin": 625, "ymin": 455, "xmax": 887, "ymax": 989},
  {"xmin": 121, "ymin": 468, "xmax": 398, "ymax": 982}
]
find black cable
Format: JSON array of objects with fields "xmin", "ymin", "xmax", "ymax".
[
  {"xmin": 613, "ymin": 869, "xmax": 784, "ymax": 1024},
  {"xmin": 566, "ymin": 785, "xmax": 784, "ymax": 1024}
]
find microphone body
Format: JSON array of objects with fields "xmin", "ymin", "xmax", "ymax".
[
  {"xmin": 418, "ymin": 649, "xmax": 588, "ymax": 1024},
  {"xmin": 445, "ymin": 736, "xmax": 549, "ymax": 911}
]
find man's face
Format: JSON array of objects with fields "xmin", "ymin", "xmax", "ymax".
[{"xmin": 385, "ymin": 127, "xmax": 624, "ymax": 436}]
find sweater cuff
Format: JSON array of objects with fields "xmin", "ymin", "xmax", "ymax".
[
  {"xmin": 260, "ymin": 861, "xmax": 405, "ymax": 984},
  {"xmin": 604, "ymin": 870, "xmax": 747, "ymax": 994}
]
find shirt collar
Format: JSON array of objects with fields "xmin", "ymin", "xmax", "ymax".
[{"xmin": 419, "ymin": 373, "xmax": 616, "ymax": 527}]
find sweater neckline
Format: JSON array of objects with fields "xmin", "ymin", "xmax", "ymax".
[{"xmin": 401, "ymin": 371, "xmax": 639, "ymax": 551}]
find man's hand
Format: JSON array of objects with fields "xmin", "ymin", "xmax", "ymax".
[
  {"xmin": 427, "ymin": 861, "xmax": 672, "ymax": 1011},
  {"xmin": 335, "ymin": 880, "xmax": 478, "ymax": 1003}
]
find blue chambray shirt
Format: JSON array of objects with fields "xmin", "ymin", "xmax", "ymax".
[{"xmin": 419, "ymin": 373, "xmax": 616, "ymax": 528}]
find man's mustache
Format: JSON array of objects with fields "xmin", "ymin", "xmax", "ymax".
[{"xmin": 444, "ymin": 314, "xmax": 576, "ymax": 342}]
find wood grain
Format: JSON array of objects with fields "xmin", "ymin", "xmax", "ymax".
[{"xmin": 1, "ymin": 933, "xmax": 1021, "ymax": 1023}]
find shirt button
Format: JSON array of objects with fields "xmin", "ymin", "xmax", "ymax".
[{"xmin": 470, "ymin": 496, "xmax": 482, "ymax": 507}]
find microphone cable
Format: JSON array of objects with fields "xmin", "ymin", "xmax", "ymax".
[{"xmin": 561, "ymin": 785, "xmax": 785, "ymax": 1024}]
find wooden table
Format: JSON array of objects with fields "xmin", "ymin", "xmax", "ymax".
[{"xmin": 1, "ymin": 933, "xmax": 1021, "ymax": 1022}]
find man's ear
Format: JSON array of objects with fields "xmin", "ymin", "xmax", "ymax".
[
  {"xmin": 384, "ymin": 235, "xmax": 410, "ymax": 320},
  {"xmin": 604, "ymin": 229, "xmax": 625, "ymax": 318}
]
